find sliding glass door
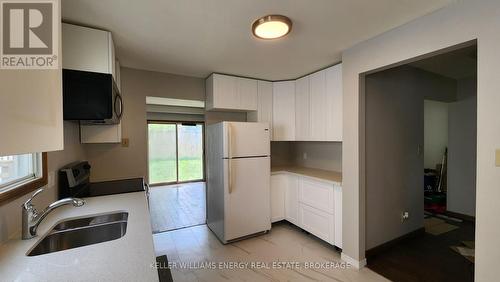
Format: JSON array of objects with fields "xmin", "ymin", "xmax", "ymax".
[{"xmin": 148, "ymin": 121, "xmax": 204, "ymax": 185}]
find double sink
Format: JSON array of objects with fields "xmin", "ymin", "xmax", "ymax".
[{"xmin": 28, "ymin": 212, "xmax": 128, "ymax": 256}]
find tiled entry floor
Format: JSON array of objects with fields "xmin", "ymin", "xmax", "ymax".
[
  {"xmin": 153, "ymin": 223, "xmax": 388, "ymax": 282},
  {"xmin": 149, "ymin": 182, "xmax": 206, "ymax": 233}
]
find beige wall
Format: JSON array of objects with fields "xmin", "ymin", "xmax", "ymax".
[
  {"xmin": 204, "ymin": 111, "xmax": 247, "ymax": 125},
  {"xmin": 365, "ymin": 66, "xmax": 425, "ymax": 250},
  {"xmin": 270, "ymin": 141, "xmax": 342, "ymax": 172},
  {"xmin": 85, "ymin": 67, "xmax": 205, "ymax": 182},
  {"xmin": 0, "ymin": 121, "xmax": 86, "ymax": 244},
  {"xmin": 290, "ymin": 142, "xmax": 342, "ymax": 172},
  {"xmin": 365, "ymin": 66, "xmax": 466, "ymax": 249},
  {"xmin": 342, "ymin": 1, "xmax": 499, "ymax": 279},
  {"xmin": 424, "ymin": 100, "xmax": 449, "ymax": 169},
  {"xmin": 270, "ymin": 142, "xmax": 293, "ymax": 167},
  {"xmin": 447, "ymin": 77, "xmax": 477, "ymax": 216}
]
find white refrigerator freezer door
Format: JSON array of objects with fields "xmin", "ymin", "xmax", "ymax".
[
  {"xmin": 223, "ymin": 122, "xmax": 270, "ymax": 158},
  {"xmin": 224, "ymin": 157, "xmax": 271, "ymax": 241}
]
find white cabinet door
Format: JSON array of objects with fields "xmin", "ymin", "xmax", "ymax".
[
  {"xmin": 206, "ymin": 74, "xmax": 257, "ymax": 111},
  {"xmin": 0, "ymin": 10, "xmax": 63, "ymax": 155},
  {"xmin": 80, "ymin": 124, "xmax": 121, "ymax": 143},
  {"xmin": 325, "ymin": 64, "xmax": 343, "ymax": 141},
  {"xmin": 272, "ymin": 81, "xmax": 296, "ymax": 141},
  {"xmin": 62, "ymin": 23, "xmax": 114, "ymax": 75},
  {"xmin": 299, "ymin": 203, "xmax": 333, "ymax": 243},
  {"xmin": 295, "ymin": 76, "xmax": 310, "ymax": 141},
  {"xmin": 271, "ymin": 174, "xmax": 286, "ymax": 223},
  {"xmin": 310, "ymin": 70, "xmax": 327, "ymax": 141},
  {"xmin": 212, "ymin": 74, "xmax": 239, "ymax": 110},
  {"xmin": 299, "ymin": 177, "xmax": 334, "ymax": 214},
  {"xmin": 247, "ymin": 80, "xmax": 273, "ymax": 139},
  {"xmin": 285, "ymin": 175, "xmax": 299, "ymax": 225},
  {"xmin": 237, "ymin": 77, "xmax": 258, "ymax": 111}
]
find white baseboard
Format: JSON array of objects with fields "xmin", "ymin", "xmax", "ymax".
[{"xmin": 341, "ymin": 252, "xmax": 367, "ymax": 269}]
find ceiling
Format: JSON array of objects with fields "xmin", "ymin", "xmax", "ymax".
[
  {"xmin": 62, "ymin": 0, "xmax": 453, "ymax": 80},
  {"xmin": 409, "ymin": 45, "xmax": 477, "ymax": 80}
]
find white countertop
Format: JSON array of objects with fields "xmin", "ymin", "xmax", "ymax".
[{"xmin": 0, "ymin": 192, "xmax": 159, "ymax": 282}]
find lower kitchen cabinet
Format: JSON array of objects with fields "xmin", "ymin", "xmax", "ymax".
[
  {"xmin": 270, "ymin": 174, "xmax": 286, "ymax": 222},
  {"xmin": 299, "ymin": 177, "xmax": 334, "ymax": 214},
  {"xmin": 299, "ymin": 203, "xmax": 333, "ymax": 243},
  {"xmin": 285, "ymin": 175, "xmax": 299, "ymax": 225},
  {"xmin": 270, "ymin": 172, "xmax": 342, "ymax": 248}
]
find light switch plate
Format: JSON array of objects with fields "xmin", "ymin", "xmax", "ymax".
[
  {"xmin": 48, "ymin": 171, "xmax": 55, "ymax": 187},
  {"xmin": 496, "ymin": 149, "xmax": 500, "ymax": 167},
  {"xmin": 121, "ymin": 138, "xmax": 129, "ymax": 147}
]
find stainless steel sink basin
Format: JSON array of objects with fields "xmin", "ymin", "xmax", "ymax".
[
  {"xmin": 51, "ymin": 212, "xmax": 128, "ymax": 231},
  {"xmin": 27, "ymin": 212, "xmax": 128, "ymax": 256}
]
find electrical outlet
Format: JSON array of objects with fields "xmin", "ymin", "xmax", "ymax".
[
  {"xmin": 303, "ymin": 152, "xmax": 307, "ymax": 160},
  {"xmin": 401, "ymin": 211, "xmax": 409, "ymax": 222},
  {"xmin": 121, "ymin": 138, "xmax": 129, "ymax": 147}
]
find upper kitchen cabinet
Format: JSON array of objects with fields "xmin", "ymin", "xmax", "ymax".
[
  {"xmin": 62, "ymin": 23, "xmax": 116, "ymax": 80},
  {"xmin": 0, "ymin": 7, "xmax": 63, "ymax": 156},
  {"xmin": 272, "ymin": 81, "xmax": 295, "ymax": 141},
  {"xmin": 325, "ymin": 64, "xmax": 342, "ymax": 141},
  {"xmin": 310, "ymin": 69, "xmax": 327, "ymax": 141},
  {"xmin": 62, "ymin": 23, "xmax": 122, "ymax": 144},
  {"xmin": 295, "ymin": 75, "xmax": 311, "ymax": 141},
  {"xmin": 296, "ymin": 64, "xmax": 343, "ymax": 142},
  {"xmin": 206, "ymin": 74, "xmax": 258, "ymax": 111},
  {"xmin": 247, "ymin": 80, "xmax": 273, "ymax": 138}
]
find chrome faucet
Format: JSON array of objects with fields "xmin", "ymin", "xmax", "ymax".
[{"xmin": 22, "ymin": 188, "xmax": 85, "ymax": 240}]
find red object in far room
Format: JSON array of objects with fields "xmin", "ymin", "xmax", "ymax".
[{"xmin": 425, "ymin": 203, "xmax": 446, "ymax": 214}]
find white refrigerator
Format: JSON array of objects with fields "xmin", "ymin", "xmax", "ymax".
[{"xmin": 206, "ymin": 121, "xmax": 271, "ymax": 243}]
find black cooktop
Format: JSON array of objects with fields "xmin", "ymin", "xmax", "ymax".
[
  {"xmin": 68, "ymin": 178, "xmax": 146, "ymax": 198},
  {"xmin": 59, "ymin": 161, "xmax": 147, "ymax": 199},
  {"xmin": 85, "ymin": 178, "xmax": 146, "ymax": 197}
]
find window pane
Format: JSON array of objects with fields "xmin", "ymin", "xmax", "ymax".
[
  {"xmin": 148, "ymin": 123, "xmax": 177, "ymax": 184},
  {"xmin": 178, "ymin": 124, "xmax": 203, "ymax": 182},
  {"xmin": 0, "ymin": 154, "xmax": 34, "ymax": 187}
]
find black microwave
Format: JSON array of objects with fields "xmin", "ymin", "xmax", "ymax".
[{"xmin": 63, "ymin": 69, "xmax": 123, "ymax": 124}]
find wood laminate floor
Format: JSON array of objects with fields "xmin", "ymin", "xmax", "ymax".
[
  {"xmin": 153, "ymin": 223, "xmax": 388, "ymax": 282},
  {"xmin": 367, "ymin": 219, "xmax": 475, "ymax": 282},
  {"xmin": 150, "ymin": 182, "xmax": 206, "ymax": 233}
]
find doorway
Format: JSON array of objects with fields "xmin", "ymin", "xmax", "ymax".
[
  {"xmin": 147, "ymin": 121, "xmax": 205, "ymax": 185},
  {"xmin": 147, "ymin": 121, "xmax": 206, "ymax": 233},
  {"xmin": 364, "ymin": 44, "xmax": 477, "ymax": 282}
]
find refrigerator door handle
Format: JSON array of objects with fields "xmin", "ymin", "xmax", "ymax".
[
  {"xmin": 228, "ymin": 159, "xmax": 233, "ymax": 194},
  {"xmin": 227, "ymin": 123, "xmax": 233, "ymax": 158},
  {"xmin": 228, "ymin": 123, "xmax": 233, "ymax": 194}
]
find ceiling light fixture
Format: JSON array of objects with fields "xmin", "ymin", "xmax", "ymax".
[{"xmin": 252, "ymin": 15, "xmax": 292, "ymax": 40}]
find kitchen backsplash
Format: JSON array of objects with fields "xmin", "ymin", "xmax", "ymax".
[{"xmin": 271, "ymin": 141, "xmax": 342, "ymax": 172}]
